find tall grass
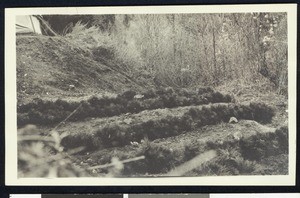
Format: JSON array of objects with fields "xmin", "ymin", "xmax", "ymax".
[
  {"xmin": 62, "ymin": 13, "xmax": 287, "ymax": 91},
  {"xmin": 65, "ymin": 22, "xmax": 145, "ymax": 76}
]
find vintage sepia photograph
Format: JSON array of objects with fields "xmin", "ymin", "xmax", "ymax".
[{"xmin": 5, "ymin": 5, "xmax": 297, "ymax": 185}]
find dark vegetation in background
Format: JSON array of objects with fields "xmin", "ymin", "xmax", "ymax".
[
  {"xmin": 42, "ymin": 15, "xmax": 116, "ymax": 35},
  {"xmin": 17, "ymin": 87, "xmax": 232, "ymax": 127},
  {"xmin": 42, "ymin": 13, "xmax": 288, "ymax": 93},
  {"xmin": 61, "ymin": 102, "xmax": 275, "ymax": 151}
]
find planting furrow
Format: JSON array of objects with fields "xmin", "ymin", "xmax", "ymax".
[
  {"xmin": 17, "ymin": 87, "xmax": 232, "ymax": 127},
  {"xmin": 59, "ymin": 102, "xmax": 274, "ymax": 150},
  {"xmin": 74, "ymin": 122, "xmax": 287, "ymax": 176}
]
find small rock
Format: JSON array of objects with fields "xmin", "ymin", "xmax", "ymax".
[
  {"xmin": 124, "ymin": 118, "xmax": 132, "ymax": 124},
  {"xmin": 229, "ymin": 117, "xmax": 238, "ymax": 124},
  {"xmin": 130, "ymin": 141, "xmax": 139, "ymax": 147},
  {"xmin": 69, "ymin": 84, "xmax": 75, "ymax": 90},
  {"xmin": 134, "ymin": 94, "xmax": 144, "ymax": 99}
]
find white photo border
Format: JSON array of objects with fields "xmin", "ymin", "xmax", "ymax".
[{"xmin": 5, "ymin": 4, "xmax": 297, "ymax": 186}]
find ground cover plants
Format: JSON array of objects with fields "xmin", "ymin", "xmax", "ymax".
[
  {"xmin": 60, "ymin": 101, "xmax": 275, "ymax": 150},
  {"xmin": 17, "ymin": 87, "xmax": 232, "ymax": 126},
  {"xmin": 16, "ymin": 12, "xmax": 289, "ymax": 177}
]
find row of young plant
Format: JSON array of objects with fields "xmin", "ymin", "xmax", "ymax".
[
  {"xmin": 18, "ymin": 87, "xmax": 232, "ymax": 126},
  {"xmin": 191, "ymin": 125, "xmax": 288, "ymax": 176},
  {"xmin": 82, "ymin": 125, "xmax": 288, "ymax": 176},
  {"xmin": 61, "ymin": 102, "xmax": 275, "ymax": 151}
]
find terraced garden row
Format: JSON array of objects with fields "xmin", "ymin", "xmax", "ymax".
[
  {"xmin": 75, "ymin": 121, "xmax": 288, "ymax": 176},
  {"xmin": 18, "ymin": 87, "xmax": 232, "ymax": 126},
  {"xmin": 58, "ymin": 102, "xmax": 275, "ymax": 151},
  {"xmin": 18, "ymin": 86, "xmax": 282, "ymax": 177}
]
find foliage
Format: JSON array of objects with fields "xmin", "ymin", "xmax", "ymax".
[
  {"xmin": 53, "ymin": 13, "xmax": 288, "ymax": 91},
  {"xmin": 192, "ymin": 125, "xmax": 288, "ymax": 176},
  {"xmin": 18, "ymin": 87, "xmax": 232, "ymax": 126},
  {"xmin": 18, "ymin": 127, "xmax": 91, "ymax": 177},
  {"xmin": 62, "ymin": 102, "xmax": 275, "ymax": 150},
  {"xmin": 139, "ymin": 141, "xmax": 178, "ymax": 174},
  {"xmin": 18, "ymin": 125, "xmax": 146, "ymax": 177},
  {"xmin": 240, "ymin": 126, "xmax": 288, "ymax": 161},
  {"xmin": 18, "ymin": 13, "xmax": 288, "ymax": 178}
]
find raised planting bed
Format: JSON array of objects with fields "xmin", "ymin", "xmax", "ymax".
[
  {"xmin": 60, "ymin": 102, "xmax": 275, "ymax": 150},
  {"xmin": 17, "ymin": 87, "xmax": 232, "ymax": 126},
  {"xmin": 73, "ymin": 123, "xmax": 287, "ymax": 176}
]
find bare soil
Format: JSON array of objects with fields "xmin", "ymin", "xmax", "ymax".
[{"xmin": 17, "ymin": 35, "xmax": 148, "ymax": 104}]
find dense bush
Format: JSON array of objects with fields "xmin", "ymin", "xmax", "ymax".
[
  {"xmin": 194, "ymin": 125, "xmax": 288, "ymax": 176},
  {"xmin": 62, "ymin": 102, "xmax": 275, "ymax": 150},
  {"xmin": 240, "ymin": 126, "xmax": 288, "ymax": 161},
  {"xmin": 89, "ymin": 124, "xmax": 287, "ymax": 176},
  {"xmin": 140, "ymin": 142, "xmax": 177, "ymax": 174},
  {"xmin": 18, "ymin": 87, "xmax": 232, "ymax": 126},
  {"xmin": 60, "ymin": 132, "xmax": 97, "ymax": 152}
]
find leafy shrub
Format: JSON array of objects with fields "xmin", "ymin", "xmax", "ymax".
[
  {"xmin": 140, "ymin": 142, "xmax": 177, "ymax": 174},
  {"xmin": 18, "ymin": 126, "xmax": 91, "ymax": 177},
  {"xmin": 127, "ymin": 100, "xmax": 142, "ymax": 113},
  {"xmin": 140, "ymin": 90, "xmax": 155, "ymax": 99},
  {"xmin": 275, "ymin": 126, "xmax": 288, "ymax": 153},
  {"xmin": 249, "ymin": 102, "xmax": 275, "ymax": 123},
  {"xmin": 119, "ymin": 89, "xmax": 137, "ymax": 100},
  {"xmin": 94, "ymin": 124, "xmax": 131, "ymax": 148},
  {"xmin": 61, "ymin": 132, "xmax": 97, "ymax": 151},
  {"xmin": 183, "ymin": 141, "xmax": 201, "ymax": 161},
  {"xmin": 240, "ymin": 125, "xmax": 288, "ymax": 161},
  {"xmin": 198, "ymin": 86, "xmax": 214, "ymax": 95}
]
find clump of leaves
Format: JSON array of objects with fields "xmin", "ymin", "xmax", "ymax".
[
  {"xmin": 249, "ymin": 102, "xmax": 275, "ymax": 123},
  {"xmin": 18, "ymin": 125, "xmax": 91, "ymax": 177},
  {"xmin": 139, "ymin": 140, "xmax": 177, "ymax": 174},
  {"xmin": 240, "ymin": 125, "xmax": 288, "ymax": 161}
]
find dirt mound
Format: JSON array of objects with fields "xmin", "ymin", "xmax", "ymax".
[
  {"xmin": 58, "ymin": 102, "xmax": 274, "ymax": 150},
  {"xmin": 73, "ymin": 122, "xmax": 287, "ymax": 176},
  {"xmin": 17, "ymin": 87, "xmax": 232, "ymax": 127},
  {"xmin": 17, "ymin": 35, "xmax": 146, "ymax": 104}
]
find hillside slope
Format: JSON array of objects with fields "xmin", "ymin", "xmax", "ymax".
[{"xmin": 17, "ymin": 35, "xmax": 148, "ymax": 104}]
